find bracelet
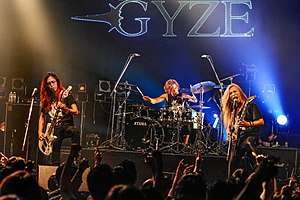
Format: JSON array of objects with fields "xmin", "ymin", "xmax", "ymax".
[{"xmin": 250, "ymin": 121, "xmax": 254, "ymax": 126}]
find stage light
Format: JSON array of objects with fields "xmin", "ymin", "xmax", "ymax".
[
  {"xmin": 212, "ymin": 114, "xmax": 219, "ymax": 129},
  {"xmin": 77, "ymin": 83, "xmax": 88, "ymax": 102},
  {"xmin": 78, "ymin": 83, "xmax": 87, "ymax": 93},
  {"xmin": 277, "ymin": 114, "xmax": 288, "ymax": 126}
]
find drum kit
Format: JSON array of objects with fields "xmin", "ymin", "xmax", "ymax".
[{"xmin": 100, "ymin": 80, "xmax": 228, "ymax": 155}]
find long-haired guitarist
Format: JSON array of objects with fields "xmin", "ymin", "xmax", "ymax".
[
  {"xmin": 222, "ymin": 83, "xmax": 264, "ymax": 178},
  {"xmin": 38, "ymin": 72, "xmax": 80, "ymax": 164}
]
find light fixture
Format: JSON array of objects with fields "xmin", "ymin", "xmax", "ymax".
[
  {"xmin": 78, "ymin": 83, "xmax": 87, "ymax": 93},
  {"xmin": 277, "ymin": 114, "xmax": 288, "ymax": 126},
  {"xmin": 77, "ymin": 83, "xmax": 88, "ymax": 102}
]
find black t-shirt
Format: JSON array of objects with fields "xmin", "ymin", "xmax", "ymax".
[
  {"xmin": 240, "ymin": 102, "xmax": 263, "ymax": 135},
  {"xmin": 41, "ymin": 95, "xmax": 76, "ymax": 126},
  {"xmin": 167, "ymin": 93, "xmax": 184, "ymax": 107}
]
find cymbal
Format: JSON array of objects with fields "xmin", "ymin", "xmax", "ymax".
[
  {"xmin": 190, "ymin": 105, "xmax": 210, "ymax": 109},
  {"xmin": 118, "ymin": 82, "xmax": 137, "ymax": 87},
  {"xmin": 129, "ymin": 104, "xmax": 149, "ymax": 109},
  {"xmin": 191, "ymin": 81, "xmax": 216, "ymax": 94}
]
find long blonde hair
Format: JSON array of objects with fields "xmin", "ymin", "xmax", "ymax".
[{"xmin": 221, "ymin": 83, "xmax": 247, "ymax": 132}]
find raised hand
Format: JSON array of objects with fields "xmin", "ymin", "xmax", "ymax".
[{"xmin": 94, "ymin": 148, "xmax": 103, "ymax": 167}]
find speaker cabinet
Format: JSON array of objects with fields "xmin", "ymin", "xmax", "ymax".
[{"xmin": 4, "ymin": 103, "xmax": 39, "ymax": 160}]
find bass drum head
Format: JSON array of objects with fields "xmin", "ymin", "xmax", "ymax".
[{"xmin": 125, "ymin": 117, "xmax": 164, "ymax": 150}]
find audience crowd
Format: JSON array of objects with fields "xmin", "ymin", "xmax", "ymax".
[{"xmin": 0, "ymin": 146, "xmax": 300, "ymax": 200}]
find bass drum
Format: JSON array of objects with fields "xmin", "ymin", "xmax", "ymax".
[{"xmin": 125, "ymin": 117, "xmax": 164, "ymax": 150}]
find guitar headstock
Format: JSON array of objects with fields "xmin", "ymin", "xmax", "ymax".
[
  {"xmin": 61, "ymin": 86, "xmax": 72, "ymax": 99},
  {"xmin": 246, "ymin": 96, "xmax": 256, "ymax": 104}
]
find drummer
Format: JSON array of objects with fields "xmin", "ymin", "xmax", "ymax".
[
  {"xmin": 143, "ymin": 79, "xmax": 197, "ymax": 144},
  {"xmin": 143, "ymin": 79, "xmax": 197, "ymax": 106}
]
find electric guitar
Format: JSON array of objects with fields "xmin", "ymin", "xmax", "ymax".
[
  {"xmin": 227, "ymin": 96, "xmax": 256, "ymax": 161},
  {"xmin": 38, "ymin": 86, "xmax": 72, "ymax": 156}
]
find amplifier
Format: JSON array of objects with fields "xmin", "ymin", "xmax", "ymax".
[{"xmin": 4, "ymin": 103, "xmax": 39, "ymax": 160}]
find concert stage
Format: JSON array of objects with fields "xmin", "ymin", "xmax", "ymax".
[
  {"xmin": 62, "ymin": 148, "xmax": 227, "ymax": 187},
  {"xmin": 58, "ymin": 146, "xmax": 299, "ymax": 188}
]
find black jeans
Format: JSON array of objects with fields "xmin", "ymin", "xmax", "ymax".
[
  {"xmin": 228, "ymin": 136, "xmax": 257, "ymax": 178},
  {"xmin": 51, "ymin": 124, "xmax": 80, "ymax": 165}
]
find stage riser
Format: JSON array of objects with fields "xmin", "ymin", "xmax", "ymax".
[
  {"xmin": 41, "ymin": 147, "xmax": 299, "ymax": 191},
  {"xmin": 60, "ymin": 149, "xmax": 227, "ymax": 186},
  {"xmin": 257, "ymin": 147, "xmax": 298, "ymax": 180}
]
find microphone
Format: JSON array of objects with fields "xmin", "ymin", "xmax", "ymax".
[
  {"xmin": 232, "ymin": 98, "xmax": 238, "ymax": 109},
  {"xmin": 201, "ymin": 54, "xmax": 210, "ymax": 58},
  {"xmin": 132, "ymin": 53, "xmax": 141, "ymax": 57},
  {"xmin": 31, "ymin": 88, "xmax": 38, "ymax": 97}
]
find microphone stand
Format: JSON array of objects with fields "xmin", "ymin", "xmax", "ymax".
[
  {"xmin": 227, "ymin": 101, "xmax": 237, "ymax": 179},
  {"xmin": 22, "ymin": 92, "xmax": 36, "ymax": 161},
  {"xmin": 108, "ymin": 54, "xmax": 137, "ymax": 148},
  {"xmin": 204, "ymin": 56, "xmax": 225, "ymax": 154}
]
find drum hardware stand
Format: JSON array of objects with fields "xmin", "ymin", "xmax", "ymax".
[
  {"xmin": 99, "ymin": 53, "xmax": 140, "ymax": 149},
  {"xmin": 191, "ymin": 85, "xmax": 209, "ymax": 154},
  {"xmin": 202, "ymin": 55, "xmax": 227, "ymax": 155},
  {"xmin": 114, "ymin": 85, "xmax": 131, "ymax": 149},
  {"xmin": 159, "ymin": 121, "xmax": 193, "ymax": 154}
]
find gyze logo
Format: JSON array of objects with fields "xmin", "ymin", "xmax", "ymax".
[{"xmin": 72, "ymin": 0, "xmax": 254, "ymax": 38}]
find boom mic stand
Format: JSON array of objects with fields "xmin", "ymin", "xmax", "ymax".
[
  {"xmin": 22, "ymin": 88, "xmax": 37, "ymax": 161},
  {"xmin": 102, "ymin": 53, "xmax": 140, "ymax": 149},
  {"xmin": 201, "ymin": 55, "xmax": 226, "ymax": 154}
]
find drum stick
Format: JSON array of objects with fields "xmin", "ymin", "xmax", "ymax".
[{"xmin": 136, "ymin": 86, "xmax": 144, "ymax": 96}]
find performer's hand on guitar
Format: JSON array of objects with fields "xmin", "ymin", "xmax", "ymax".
[
  {"xmin": 228, "ymin": 132, "xmax": 237, "ymax": 142},
  {"xmin": 239, "ymin": 120, "xmax": 251, "ymax": 127},
  {"xmin": 57, "ymin": 101, "xmax": 68, "ymax": 112},
  {"xmin": 38, "ymin": 132, "xmax": 45, "ymax": 141}
]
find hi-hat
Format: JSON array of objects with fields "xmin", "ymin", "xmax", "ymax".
[{"xmin": 191, "ymin": 81, "xmax": 216, "ymax": 94}]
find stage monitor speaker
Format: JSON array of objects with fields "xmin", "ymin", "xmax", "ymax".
[{"xmin": 4, "ymin": 103, "xmax": 39, "ymax": 161}]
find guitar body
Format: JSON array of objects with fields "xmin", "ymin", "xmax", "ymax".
[
  {"xmin": 38, "ymin": 123, "xmax": 57, "ymax": 156},
  {"xmin": 39, "ymin": 86, "xmax": 72, "ymax": 156}
]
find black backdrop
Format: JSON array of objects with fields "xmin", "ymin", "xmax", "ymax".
[{"xmin": 0, "ymin": 0, "xmax": 300, "ymax": 142}]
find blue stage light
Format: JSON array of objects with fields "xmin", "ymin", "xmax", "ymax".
[{"xmin": 277, "ymin": 114, "xmax": 288, "ymax": 126}]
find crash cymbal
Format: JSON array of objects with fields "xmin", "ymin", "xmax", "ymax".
[
  {"xmin": 191, "ymin": 81, "xmax": 216, "ymax": 94},
  {"xmin": 190, "ymin": 105, "xmax": 211, "ymax": 109}
]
